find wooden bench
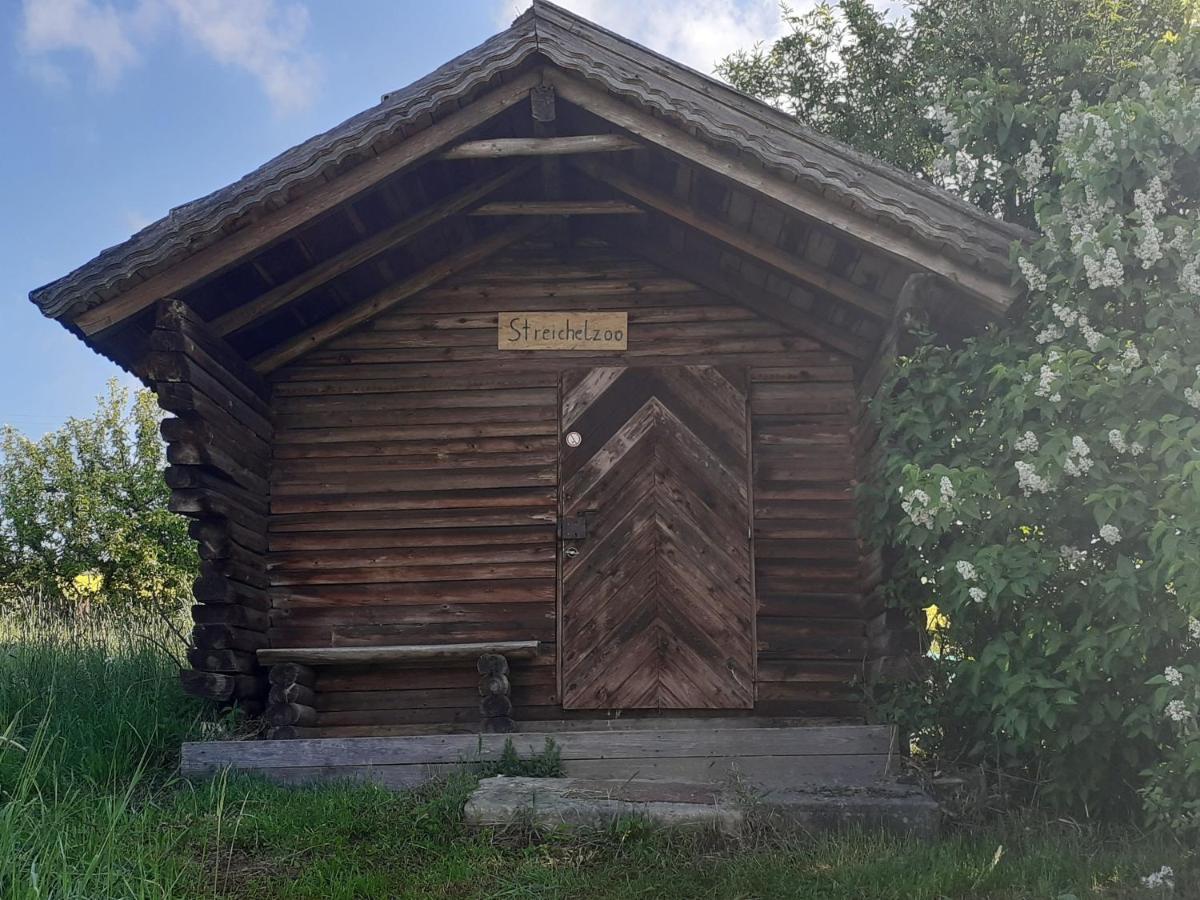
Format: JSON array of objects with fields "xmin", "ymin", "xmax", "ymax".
[{"xmin": 256, "ymin": 641, "xmax": 540, "ymax": 739}]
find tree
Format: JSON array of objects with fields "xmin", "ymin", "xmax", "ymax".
[
  {"xmin": 870, "ymin": 34, "xmax": 1200, "ymax": 825},
  {"xmin": 718, "ymin": 0, "xmax": 1194, "ymax": 224},
  {"xmin": 0, "ymin": 380, "xmax": 196, "ymax": 622}
]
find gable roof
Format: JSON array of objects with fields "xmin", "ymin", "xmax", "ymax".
[{"xmin": 30, "ymin": 1, "xmax": 1029, "ymax": 327}]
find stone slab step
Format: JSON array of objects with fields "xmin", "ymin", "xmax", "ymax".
[
  {"xmin": 463, "ymin": 776, "xmax": 742, "ymax": 833},
  {"xmin": 463, "ymin": 776, "xmax": 940, "ymax": 836}
]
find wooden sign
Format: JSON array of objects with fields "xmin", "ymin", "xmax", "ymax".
[{"xmin": 498, "ymin": 312, "xmax": 628, "ymax": 351}]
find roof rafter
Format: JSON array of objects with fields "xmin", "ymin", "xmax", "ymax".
[
  {"xmin": 572, "ymin": 157, "xmax": 891, "ymax": 321},
  {"xmin": 593, "ymin": 222, "xmax": 873, "ymax": 360},
  {"xmin": 251, "ymin": 218, "xmax": 546, "ymax": 374},
  {"xmin": 72, "ymin": 70, "xmax": 545, "ymax": 337},
  {"xmin": 210, "ymin": 162, "xmax": 537, "ymax": 337},
  {"xmin": 545, "ymin": 68, "xmax": 1018, "ymax": 314}
]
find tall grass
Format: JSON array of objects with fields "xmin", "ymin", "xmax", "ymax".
[
  {"xmin": 0, "ymin": 613, "xmax": 206, "ymax": 897},
  {"xmin": 0, "ymin": 610, "xmax": 1194, "ymax": 898},
  {"xmin": 0, "ymin": 615, "xmax": 202, "ymax": 791}
]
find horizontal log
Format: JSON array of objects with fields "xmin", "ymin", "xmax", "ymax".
[
  {"xmin": 257, "ymin": 641, "xmax": 539, "ymax": 666},
  {"xmin": 192, "ymin": 573, "xmax": 271, "ymax": 610},
  {"xmin": 187, "ymin": 647, "xmax": 258, "ymax": 675},
  {"xmin": 479, "ymin": 674, "xmax": 510, "ymax": 697},
  {"xmin": 155, "ymin": 382, "xmax": 272, "ymax": 445},
  {"xmin": 267, "ymin": 702, "xmax": 318, "ymax": 727},
  {"xmin": 178, "ymin": 669, "xmax": 263, "ymax": 702},
  {"xmin": 152, "ymin": 300, "xmax": 272, "ymax": 400},
  {"xmin": 269, "ymin": 683, "xmax": 317, "ymax": 706},
  {"xmin": 269, "ymin": 662, "xmax": 317, "ymax": 687},
  {"xmin": 142, "ymin": 349, "xmax": 272, "ymax": 424},
  {"xmin": 469, "ymin": 200, "xmax": 643, "ymax": 216},
  {"xmin": 441, "ymin": 134, "xmax": 641, "ymax": 159},
  {"xmin": 192, "ymin": 624, "xmax": 269, "ymax": 653},
  {"xmin": 479, "ymin": 693, "xmax": 513, "ymax": 718},
  {"xmin": 191, "ymin": 603, "xmax": 270, "ymax": 632},
  {"xmin": 477, "ymin": 653, "xmax": 509, "ymax": 677}
]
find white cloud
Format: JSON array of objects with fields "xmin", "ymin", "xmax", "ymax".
[
  {"xmin": 162, "ymin": 0, "xmax": 317, "ymax": 114},
  {"xmin": 21, "ymin": 0, "xmax": 141, "ymax": 87},
  {"xmin": 18, "ymin": 0, "xmax": 319, "ymax": 113},
  {"xmin": 502, "ymin": 0, "xmax": 793, "ymax": 74}
]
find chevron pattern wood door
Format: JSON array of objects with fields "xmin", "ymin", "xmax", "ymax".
[{"xmin": 559, "ymin": 366, "xmax": 755, "ymax": 709}]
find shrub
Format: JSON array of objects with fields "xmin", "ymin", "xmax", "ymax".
[{"xmin": 870, "ymin": 33, "xmax": 1200, "ymax": 825}]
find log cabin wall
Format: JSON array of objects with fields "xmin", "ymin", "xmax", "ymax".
[
  {"xmin": 144, "ymin": 300, "xmax": 274, "ymax": 712},
  {"xmin": 265, "ymin": 239, "xmax": 869, "ymax": 737}
]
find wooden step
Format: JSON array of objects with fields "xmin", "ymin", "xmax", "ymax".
[{"xmin": 181, "ymin": 724, "xmax": 896, "ymax": 789}]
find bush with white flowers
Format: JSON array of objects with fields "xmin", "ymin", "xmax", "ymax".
[{"xmin": 869, "ymin": 35, "xmax": 1200, "ymax": 825}]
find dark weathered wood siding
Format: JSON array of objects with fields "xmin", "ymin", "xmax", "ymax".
[{"xmin": 266, "ymin": 240, "xmax": 866, "ymax": 735}]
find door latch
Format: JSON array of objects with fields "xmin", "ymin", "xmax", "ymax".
[{"xmin": 558, "ymin": 515, "xmax": 588, "ymax": 540}]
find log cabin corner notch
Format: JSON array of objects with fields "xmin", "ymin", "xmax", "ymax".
[{"xmin": 30, "ymin": 0, "xmax": 1032, "ymax": 734}]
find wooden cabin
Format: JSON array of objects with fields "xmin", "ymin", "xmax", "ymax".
[{"xmin": 31, "ymin": 2, "xmax": 1027, "ymax": 747}]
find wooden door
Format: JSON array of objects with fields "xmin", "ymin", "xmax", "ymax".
[{"xmin": 558, "ymin": 366, "xmax": 755, "ymax": 709}]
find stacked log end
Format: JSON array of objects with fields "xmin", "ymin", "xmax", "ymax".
[
  {"xmin": 478, "ymin": 653, "xmax": 514, "ymax": 733},
  {"xmin": 145, "ymin": 299, "xmax": 273, "ymax": 714},
  {"xmin": 266, "ymin": 663, "xmax": 317, "ymax": 738}
]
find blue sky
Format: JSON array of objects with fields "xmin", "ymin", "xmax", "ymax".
[{"xmin": 0, "ymin": 0, "xmax": 802, "ymax": 435}]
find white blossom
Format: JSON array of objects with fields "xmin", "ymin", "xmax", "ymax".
[
  {"xmin": 1132, "ymin": 177, "xmax": 1166, "ymax": 268},
  {"xmin": 969, "ymin": 587, "xmax": 987, "ymax": 603},
  {"xmin": 1036, "ymin": 324, "xmax": 1064, "ymax": 344},
  {"xmin": 1014, "ymin": 431, "xmax": 1039, "ymax": 453},
  {"xmin": 1181, "ymin": 256, "xmax": 1200, "ymax": 295},
  {"xmin": 1099, "ymin": 524, "xmax": 1121, "ymax": 545},
  {"xmin": 1165, "ymin": 666, "xmax": 1183, "ymax": 686},
  {"xmin": 930, "ymin": 105, "xmax": 964, "ymax": 147},
  {"xmin": 1185, "ymin": 387, "xmax": 1200, "ymax": 410},
  {"xmin": 1108, "ymin": 429, "xmax": 1128, "ymax": 453},
  {"xmin": 1049, "ymin": 392, "xmax": 1062, "ymax": 403},
  {"xmin": 1130, "ymin": 442, "xmax": 1145, "ymax": 456},
  {"xmin": 956, "ymin": 560, "xmax": 978, "ymax": 581},
  {"xmin": 1034, "ymin": 365, "xmax": 1059, "ymax": 398},
  {"xmin": 1189, "ymin": 617, "xmax": 1200, "ymax": 641},
  {"xmin": 939, "ymin": 476, "xmax": 956, "ymax": 504},
  {"xmin": 1083, "ymin": 246, "xmax": 1125, "ymax": 289},
  {"xmin": 1018, "ymin": 140, "xmax": 1048, "ymax": 186},
  {"xmin": 1142, "ymin": 865, "xmax": 1175, "ymax": 889},
  {"xmin": 1016, "ymin": 461, "xmax": 1051, "ymax": 496},
  {"xmin": 1060, "ymin": 545, "xmax": 1087, "ymax": 568},
  {"xmin": 1079, "ymin": 318, "xmax": 1104, "ymax": 352},
  {"xmin": 1018, "ymin": 257, "xmax": 1049, "ymax": 293},
  {"xmin": 1165, "ymin": 700, "xmax": 1189, "ymax": 723},
  {"xmin": 901, "ymin": 489, "xmax": 935, "ymax": 528},
  {"xmin": 1052, "ymin": 303, "xmax": 1079, "ymax": 327},
  {"xmin": 1063, "ymin": 436, "xmax": 1094, "ymax": 477}
]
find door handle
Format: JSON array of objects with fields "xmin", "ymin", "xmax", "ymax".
[{"xmin": 563, "ymin": 546, "xmax": 580, "ymax": 559}]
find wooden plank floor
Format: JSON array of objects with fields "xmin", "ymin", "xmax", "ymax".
[{"xmin": 182, "ymin": 723, "xmax": 897, "ymax": 791}]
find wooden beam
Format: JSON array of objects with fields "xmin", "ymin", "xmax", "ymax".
[
  {"xmin": 469, "ymin": 200, "xmax": 643, "ymax": 216},
  {"xmin": 257, "ymin": 640, "xmax": 541, "ymax": 666},
  {"xmin": 210, "ymin": 163, "xmax": 536, "ymax": 337},
  {"xmin": 545, "ymin": 70, "xmax": 1017, "ymax": 313},
  {"xmin": 440, "ymin": 134, "xmax": 641, "ymax": 159},
  {"xmin": 596, "ymin": 223, "xmax": 874, "ymax": 359},
  {"xmin": 573, "ymin": 157, "xmax": 892, "ymax": 320},
  {"xmin": 251, "ymin": 219, "xmax": 544, "ymax": 373},
  {"xmin": 73, "ymin": 71, "xmax": 543, "ymax": 337}
]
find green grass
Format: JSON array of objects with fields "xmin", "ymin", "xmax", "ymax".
[{"xmin": 0, "ymin": 614, "xmax": 1195, "ymax": 899}]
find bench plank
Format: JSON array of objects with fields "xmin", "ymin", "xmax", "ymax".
[{"xmin": 257, "ymin": 640, "xmax": 539, "ymax": 666}]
